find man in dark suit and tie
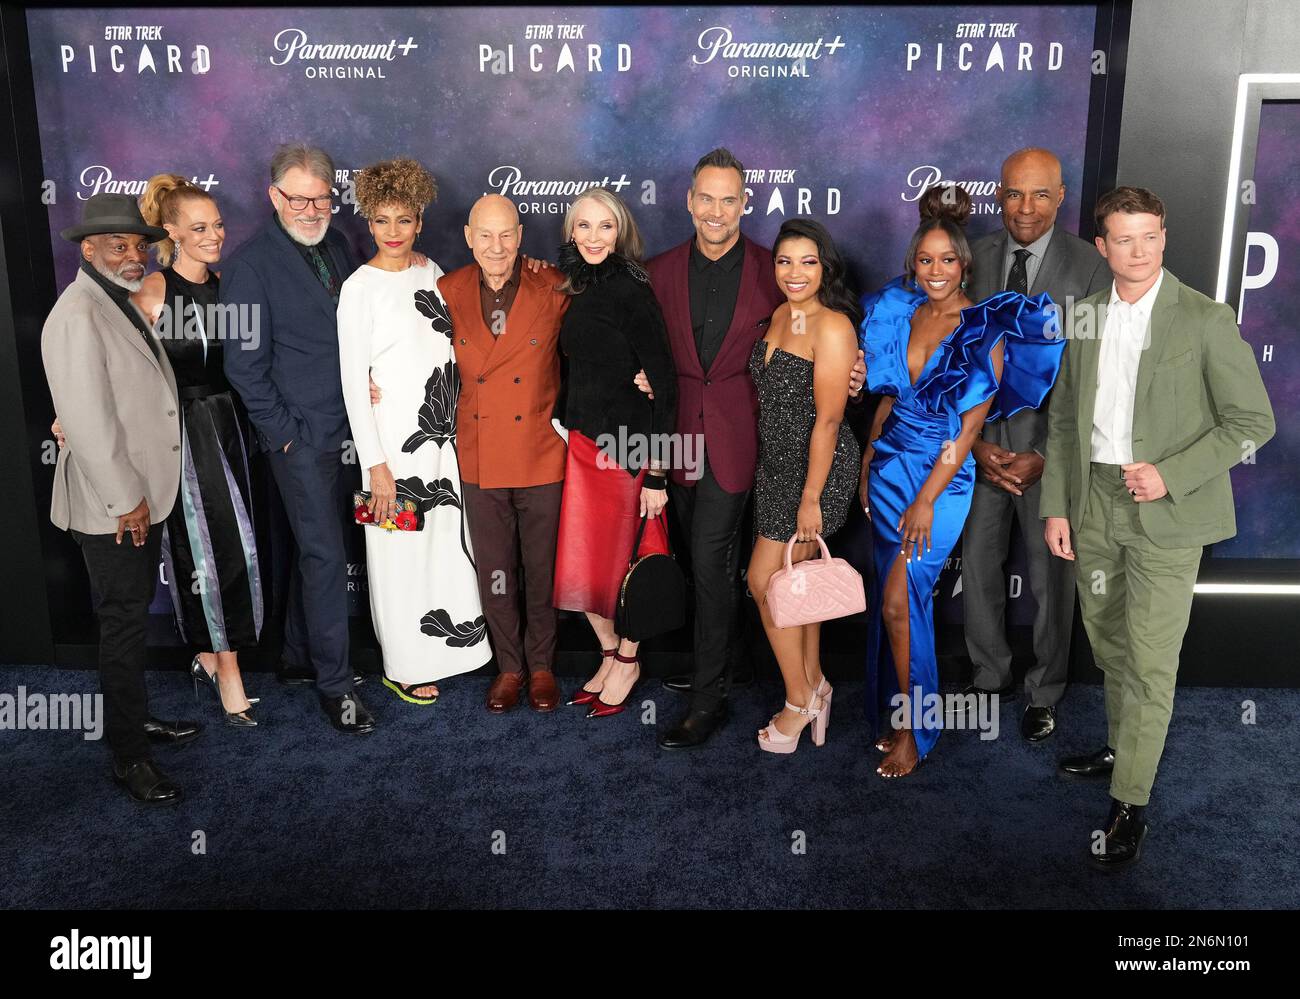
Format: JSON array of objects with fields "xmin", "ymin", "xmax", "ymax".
[
  {"xmin": 222, "ymin": 143, "xmax": 375, "ymax": 734},
  {"xmin": 644, "ymin": 149, "xmax": 863, "ymax": 749},
  {"xmin": 958, "ymin": 148, "xmax": 1110, "ymax": 742}
]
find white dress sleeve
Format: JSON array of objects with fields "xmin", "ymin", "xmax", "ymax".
[{"xmin": 337, "ymin": 272, "xmax": 387, "ymax": 471}]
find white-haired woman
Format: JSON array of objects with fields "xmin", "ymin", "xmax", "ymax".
[{"xmin": 552, "ymin": 188, "xmax": 679, "ymax": 718}]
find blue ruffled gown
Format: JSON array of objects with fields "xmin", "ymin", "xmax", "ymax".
[{"xmin": 859, "ymin": 276, "xmax": 1064, "ymax": 761}]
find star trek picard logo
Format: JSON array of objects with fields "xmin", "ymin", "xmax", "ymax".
[{"xmin": 58, "ymin": 24, "xmax": 210, "ymax": 74}]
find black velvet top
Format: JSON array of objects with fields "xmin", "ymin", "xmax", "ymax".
[{"xmin": 555, "ymin": 244, "xmax": 679, "ymax": 474}]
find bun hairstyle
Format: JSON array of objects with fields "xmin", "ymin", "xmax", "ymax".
[
  {"xmin": 139, "ymin": 173, "xmax": 213, "ymax": 266},
  {"xmin": 903, "ymin": 183, "xmax": 974, "ymax": 290}
]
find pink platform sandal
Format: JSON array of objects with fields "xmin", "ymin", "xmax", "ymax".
[{"xmin": 757, "ymin": 689, "xmax": 826, "ymax": 754}]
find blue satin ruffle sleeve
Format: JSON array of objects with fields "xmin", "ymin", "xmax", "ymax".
[
  {"xmin": 858, "ymin": 276, "xmax": 926, "ymax": 398},
  {"xmin": 858, "ymin": 277, "xmax": 1064, "ymax": 421}
]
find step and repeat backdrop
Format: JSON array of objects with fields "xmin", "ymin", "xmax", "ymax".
[
  {"xmin": 25, "ymin": 5, "xmax": 1103, "ymax": 649},
  {"xmin": 1216, "ymin": 98, "xmax": 1300, "ymax": 560}
]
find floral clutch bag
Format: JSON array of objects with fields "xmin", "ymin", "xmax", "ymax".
[{"xmin": 353, "ymin": 492, "xmax": 425, "ymax": 532}]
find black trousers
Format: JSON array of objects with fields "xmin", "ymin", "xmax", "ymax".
[
  {"xmin": 670, "ymin": 454, "xmax": 750, "ymax": 710},
  {"xmin": 71, "ymin": 526, "xmax": 163, "ymax": 766},
  {"xmin": 267, "ymin": 441, "xmax": 352, "ymax": 697}
]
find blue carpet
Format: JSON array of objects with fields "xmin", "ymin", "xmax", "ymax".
[{"xmin": 1, "ymin": 665, "xmax": 1296, "ymax": 909}]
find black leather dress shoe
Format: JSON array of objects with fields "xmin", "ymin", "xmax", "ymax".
[
  {"xmin": 113, "ymin": 760, "xmax": 182, "ymax": 805},
  {"xmin": 662, "ymin": 671, "xmax": 753, "ymax": 694},
  {"xmin": 1058, "ymin": 745, "xmax": 1115, "ymax": 780},
  {"xmin": 142, "ymin": 717, "xmax": 203, "ymax": 746},
  {"xmin": 320, "ymin": 691, "xmax": 376, "ymax": 734},
  {"xmin": 946, "ymin": 681, "xmax": 1017, "ymax": 720},
  {"xmin": 1090, "ymin": 798, "xmax": 1148, "ymax": 871},
  {"xmin": 280, "ymin": 663, "xmax": 366, "ymax": 688},
  {"xmin": 1021, "ymin": 705, "xmax": 1057, "ymax": 742},
  {"xmin": 658, "ymin": 702, "xmax": 730, "ymax": 750}
]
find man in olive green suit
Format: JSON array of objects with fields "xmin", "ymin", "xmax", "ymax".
[{"xmin": 1040, "ymin": 187, "xmax": 1274, "ymax": 871}]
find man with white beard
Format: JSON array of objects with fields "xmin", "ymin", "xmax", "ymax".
[{"xmin": 222, "ymin": 143, "xmax": 376, "ymax": 734}]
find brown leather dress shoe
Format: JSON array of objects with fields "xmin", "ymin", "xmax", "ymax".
[
  {"xmin": 528, "ymin": 668, "xmax": 561, "ymax": 712},
  {"xmin": 487, "ymin": 671, "xmax": 525, "ymax": 713}
]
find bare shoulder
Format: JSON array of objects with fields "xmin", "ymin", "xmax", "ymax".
[{"xmin": 812, "ymin": 309, "xmax": 857, "ymax": 349}]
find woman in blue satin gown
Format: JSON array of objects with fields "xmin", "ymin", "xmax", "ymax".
[{"xmin": 858, "ymin": 187, "xmax": 1063, "ymax": 778}]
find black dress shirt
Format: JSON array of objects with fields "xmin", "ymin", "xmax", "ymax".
[{"xmin": 688, "ymin": 237, "xmax": 744, "ymax": 372}]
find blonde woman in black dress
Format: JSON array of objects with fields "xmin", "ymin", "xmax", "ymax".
[{"xmin": 746, "ymin": 218, "xmax": 860, "ymax": 754}]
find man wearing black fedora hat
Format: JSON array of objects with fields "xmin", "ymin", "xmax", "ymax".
[{"xmin": 42, "ymin": 192, "xmax": 204, "ymax": 805}]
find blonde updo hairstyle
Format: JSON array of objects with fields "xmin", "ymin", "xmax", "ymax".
[
  {"xmin": 353, "ymin": 157, "xmax": 437, "ymax": 221},
  {"xmin": 139, "ymin": 173, "xmax": 214, "ymax": 266},
  {"xmin": 902, "ymin": 183, "xmax": 973, "ymax": 290}
]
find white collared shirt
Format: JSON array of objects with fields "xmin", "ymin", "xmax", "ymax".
[{"xmin": 1090, "ymin": 270, "xmax": 1164, "ymax": 464}]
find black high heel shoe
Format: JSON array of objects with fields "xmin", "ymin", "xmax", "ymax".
[{"xmin": 189, "ymin": 655, "xmax": 260, "ymax": 727}]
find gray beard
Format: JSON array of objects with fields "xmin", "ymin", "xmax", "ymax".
[
  {"xmin": 94, "ymin": 260, "xmax": 144, "ymax": 293},
  {"xmin": 284, "ymin": 218, "xmax": 329, "ymax": 247}
]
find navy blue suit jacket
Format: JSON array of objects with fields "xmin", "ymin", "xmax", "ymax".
[{"xmin": 221, "ymin": 216, "xmax": 358, "ymax": 452}]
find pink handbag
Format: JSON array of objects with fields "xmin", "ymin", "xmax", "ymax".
[{"xmin": 764, "ymin": 534, "xmax": 867, "ymax": 628}]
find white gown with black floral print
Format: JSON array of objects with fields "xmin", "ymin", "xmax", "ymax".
[{"xmin": 338, "ymin": 260, "xmax": 490, "ymax": 684}]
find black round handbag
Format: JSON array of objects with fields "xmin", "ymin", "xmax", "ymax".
[{"xmin": 615, "ymin": 513, "xmax": 686, "ymax": 642}]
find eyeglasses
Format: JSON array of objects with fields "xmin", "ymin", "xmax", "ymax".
[{"xmin": 275, "ymin": 186, "xmax": 333, "ymax": 211}]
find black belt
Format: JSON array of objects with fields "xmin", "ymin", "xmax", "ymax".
[{"xmin": 179, "ymin": 385, "xmax": 226, "ymax": 401}]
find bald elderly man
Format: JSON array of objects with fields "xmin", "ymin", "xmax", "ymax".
[
  {"xmin": 957, "ymin": 148, "xmax": 1110, "ymax": 741},
  {"xmin": 436, "ymin": 195, "xmax": 571, "ymax": 713}
]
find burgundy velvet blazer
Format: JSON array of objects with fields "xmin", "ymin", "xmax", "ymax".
[{"xmin": 645, "ymin": 235, "xmax": 784, "ymax": 493}]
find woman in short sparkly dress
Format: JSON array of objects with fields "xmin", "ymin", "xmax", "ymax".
[
  {"xmin": 745, "ymin": 218, "xmax": 860, "ymax": 754},
  {"xmin": 135, "ymin": 174, "xmax": 263, "ymax": 727}
]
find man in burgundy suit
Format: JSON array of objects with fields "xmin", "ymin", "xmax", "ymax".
[{"xmin": 644, "ymin": 148, "xmax": 864, "ymax": 749}]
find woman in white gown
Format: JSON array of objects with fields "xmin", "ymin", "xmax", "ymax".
[{"xmin": 338, "ymin": 158, "xmax": 490, "ymax": 703}]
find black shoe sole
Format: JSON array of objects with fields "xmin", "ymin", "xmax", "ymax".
[
  {"xmin": 1057, "ymin": 765, "xmax": 1114, "ymax": 781},
  {"xmin": 1088, "ymin": 826, "xmax": 1148, "ymax": 871},
  {"xmin": 330, "ymin": 724, "xmax": 376, "ymax": 735},
  {"xmin": 146, "ymin": 731, "xmax": 202, "ymax": 748},
  {"xmin": 114, "ymin": 781, "xmax": 183, "ymax": 806},
  {"xmin": 658, "ymin": 737, "xmax": 710, "ymax": 751}
]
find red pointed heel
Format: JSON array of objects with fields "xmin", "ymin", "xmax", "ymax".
[
  {"xmin": 568, "ymin": 648, "xmax": 617, "ymax": 706},
  {"xmin": 586, "ymin": 653, "xmax": 641, "ymax": 719}
]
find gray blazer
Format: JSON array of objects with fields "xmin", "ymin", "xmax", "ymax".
[
  {"xmin": 42, "ymin": 268, "xmax": 182, "ymax": 534},
  {"xmin": 968, "ymin": 226, "xmax": 1110, "ymax": 453}
]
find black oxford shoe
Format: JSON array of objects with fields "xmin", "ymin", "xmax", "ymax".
[
  {"xmin": 1021, "ymin": 705, "xmax": 1057, "ymax": 742},
  {"xmin": 1058, "ymin": 745, "xmax": 1115, "ymax": 780},
  {"xmin": 321, "ymin": 691, "xmax": 376, "ymax": 735},
  {"xmin": 658, "ymin": 703, "xmax": 730, "ymax": 750},
  {"xmin": 113, "ymin": 760, "xmax": 182, "ymax": 805},
  {"xmin": 1089, "ymin": 798, "xmax": 1148, "ymax": 871},
  {"xmin": 143, "ymin": 717, "xmax": 203, "ymax": 746}
]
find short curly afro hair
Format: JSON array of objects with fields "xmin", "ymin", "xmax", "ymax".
[{"xmin": 353, "ymin": 157, "xmax": 437, "ymax": 219}]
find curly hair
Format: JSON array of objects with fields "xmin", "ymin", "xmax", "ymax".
[
  {"xmin": 139, "ymin": 173, "xmax": 214, "ymax": 266},
  {"xmin": 353, "ymin": 157, "xmax": 437, "ymax": 219}
]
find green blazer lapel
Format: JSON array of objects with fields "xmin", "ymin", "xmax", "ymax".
[
  {"xmin": 1133, "ymin": 269, "xmax": 1180, "ymax": 418},
  {"xmin": 1070, "ymin": 288, "xmax": 1106, "ymax": 457}
]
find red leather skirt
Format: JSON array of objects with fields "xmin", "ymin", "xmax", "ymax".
[{"xmin": 553, "ymin": 430, "xmax": 670, "ymax": 620}]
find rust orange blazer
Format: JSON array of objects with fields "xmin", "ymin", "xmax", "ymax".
[{"xmin": 438, "ymin": 261, "xmax": 570, "ymax": 488}]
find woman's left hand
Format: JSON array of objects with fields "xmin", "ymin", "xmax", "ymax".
[
  {"xmin": 896, "ymin": 497, "xmax": 935, "ymax": 561},
  {"xmin": 796, "ymin": 496, "xmax": 823, "ymax": 543},
  {"xmin": 640, "ymin": 484, "xmax": 668, "ymax": 518}
]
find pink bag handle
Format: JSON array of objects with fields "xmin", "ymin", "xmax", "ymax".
[{"xmin": 784, "ymin": 533, "xmax": 832, "ymax": 571}]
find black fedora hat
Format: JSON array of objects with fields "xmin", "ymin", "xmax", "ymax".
[{"xmin": 60, "ymin": 193, "xmax": 168, "ymax": 243}]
